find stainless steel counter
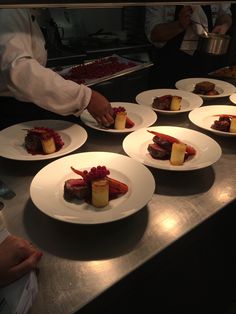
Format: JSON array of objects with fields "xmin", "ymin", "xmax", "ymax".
[{"xmin": 0, "ymin": 97, "xmax": 236, "ymax": 314}]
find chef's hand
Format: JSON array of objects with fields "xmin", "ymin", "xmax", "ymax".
[
  {"xmin": 212, "ymin": 23, "xmax": 229, "ymax": 34},
  {"xmin": 178, "ymin": 6, "xmax": 193, "ymax": 30},
  {"xmin": 0, "ymin": 235, "xmax": 43, "ymax": 286},
  {"xmin": 87, "ymin": 90, "xmax": 114, "ymax": 127}
]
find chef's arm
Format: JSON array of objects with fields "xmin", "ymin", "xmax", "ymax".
[
  {"xmin": 213, "ymin": 14, "xmax": 232, "ymax": 34},
  {"xmin": 150, "ymin": 21, "xmax": 184, "ymax": 43},
  {"xmin": 150, "ymin": 6, "xmax": 192, "ymax": 43},
  {"xmin": 6, "ymin": 57, "xmax": 91, "ymax": 116},
  {"xmin": 0, "ymin": 9, "xmax": 91, "ymax": 117}
]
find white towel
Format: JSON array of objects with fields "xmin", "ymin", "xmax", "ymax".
[{"xmin": 180, "ymin": 5, "xmax": 209, "ymax": 55}]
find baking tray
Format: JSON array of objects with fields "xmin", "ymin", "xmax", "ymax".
[
  {"xmin": 53, "ymin": 54, "xmax": 153, "ymax": 87},
  {"xmin": 208, "ymin": 65, "xmax": 236, "ymax": 85}
]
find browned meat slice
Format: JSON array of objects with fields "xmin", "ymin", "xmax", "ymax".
[
  {"xmin": 64, "ymin": 179, "xmax": 89, "ymax": 201},
  {"xmin": 148, "ymin": 143, "xmax": 170, "ymax": 159},
  {"xmin": 211, "ymin": 117, "xmax": 231, "ymax": 132},
  {"xmin": 152, "ymin": 136, "xmax": 172, "ymax": 151},
  {"xmin": 193, "ymin": 81, "xmax": 215, "ymax": 95},
  {"xmin": 152, "ymin": 95, "xmax": 172, "ymax": 110}
]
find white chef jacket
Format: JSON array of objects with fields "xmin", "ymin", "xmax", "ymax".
[
  {"xmin": 145, "ymin": 5, "xmax": 232, "ymax": 49},
  {"xmin": 0, "ymin": 9, "xmax": 91, "ymax": 117},
  {"xmin": 0, "ymin": 213, "xmax": 9, "ymax": 244}
]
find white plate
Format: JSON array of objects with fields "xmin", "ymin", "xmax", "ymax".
[
  {"xmin": 0, "ymin": 120, "xmax": 87, "ymax": 161},
  {"xmin": 135, "ymin": 89, "xmax": 203, "ymax": 114},
  {"xmin": 123, "ymin": 126, "xmax": 222, "ymax": 171},
  {"xmin": 80, "ymin": 102, "xmax": 157, "ymax": 133},
  {"xmin": 229, "ymin": 93, "xmax": 236, "ymax": 104},
  {"xmin": 189, "ymin": 105, "xmax": 236, "ymax": 137},
  {"xmin": 30, "ymin": 152, "xmax": 155, "ymax": 224},
  {"xmin": 175, "ymin": 78, "xmax": 236, "ymax": 99}
]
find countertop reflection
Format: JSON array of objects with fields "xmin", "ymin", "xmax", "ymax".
[{"xmin": 0, "ymin": 96, "xmax": 235, "ymax": 314}]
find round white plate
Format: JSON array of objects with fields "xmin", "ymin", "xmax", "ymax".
[
  {"xmin": 0, "ymin": 120, "xmax": 87, "ymax": 161},
  {"xmin": 135, "ymin": 88, "xmax": 203, "ymax": 114},
  {"xmin": 189, "ymin": 105, "xmax": 236, "ymax": 137},
  {"xmin": 175, "ymin": 78, "xmax": 236, "ymax": 99},
  {"xmin": 80, "ymin": 102, "xmax": 157, "ymax": 133},
  {"xmin": 30, "ymin": 152, "xmax": 155, "ymax": 224},
  {"xmin": 123, "ymin": 126, "xmax": 222, "ymax": 171},
  {"xmin": 229, "ymin": 93, "xmax": 236, "ymax": 104}
]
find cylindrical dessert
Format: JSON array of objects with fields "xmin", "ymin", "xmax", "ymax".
[
  {"xmin": 92, "ymin": 178, "xmax": 109, "ymax": 208},
  {"xmin": 170, "ymin": 142, "xmax": 186, "ymax": 165},
  {"xmin": 114, "ymin": 111, "xmax": 127, "ymax": 130},
  {"xmin": 170, "ymin": 96, "xmax": 182, "ymax": 111},
  {"xmin": 41, "ymin": 134, "xmax": 57, "ymax": 154},
  {"xmin": 229, "ymin": 118, "xmax": 236, "ymax": 133}
]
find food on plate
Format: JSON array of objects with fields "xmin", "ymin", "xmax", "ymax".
[
  {"xmin": 64, "ymin": 165, "xmax": 128, "ymax": 208},
  {"xmin": 62, "ymin": 56, "xmax": 137, "ymax": 84},
  {"xmin": 147, "ymin": 130, "xmax": 196, "ymax": 165},
  {"xmin": 92, "ymin": 179, "xmax": 109, "ymax": 207},
  {"xmin": 24, "ymin": 127, "xmax": 64, "ymax": 155},
  {"xmin": 211, "ymin": 114, "xmax": 236, "ymax": 133},
  {"xmin": 111, "ymin": 106, "xmax": 135, "ymax": 130},
  {"xmin": 152, "ymin": 95, "xmax": 182, "ymax": 111},
  {"xmin": 230, "ymin": 118, "xmax": 236, "ymax": 133},
  {"xmin": 211, "ymin": 66, "xmax": 236, "ymax": 78},
  {"xmin": 170, "ymin": 143, "xmax": 187, "ymax": 166},
  {"xmin": 193, "ymin": 81, "xmax": 219, "ymax": 96},
  {"xmin": 114, "ymin": 111, "xmax": 127, "ymax": 130}
]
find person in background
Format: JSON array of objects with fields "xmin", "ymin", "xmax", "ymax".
[
  {"xmin": 0, "ymin": 213, "xmax": 42, "ymax": 286},
  {"xmin": 0, "ymin": 9, "xmax": 114, "ymax": 130},
  {"xmin": 145, "ymin": 5, "xmax": 232, "ymax": 88}
]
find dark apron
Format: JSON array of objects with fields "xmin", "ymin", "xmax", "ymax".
[
  {"xmin": 0, "ymin": 96, "xmax": 78, "ymax": 130},
  {"xmin": 148, "ymin": 5, "xmax": 228, "ymax": 88}
]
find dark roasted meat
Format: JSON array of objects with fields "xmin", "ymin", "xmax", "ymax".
[
  {"xmin": 211, "ymin": 117, "xmax": 231, "ymax": 132},
  {"xmin": 152, "ymin": 95, "xmax": 172, "ymax": 110},
  {"xmin": 64, "ymin": 179, "xmax": 89, "ymax": 201},
  {"xmin": 193, "ymin": 81, "xmax": 219, "ymax": 95},
  {"xmin": 152, "ymin": 136, "xmax": 172, "ymax": 151},
  {"xmin": 25, "ymin": 133, "xmax": 42, "ymax": 153},
  {"xmin": 148, "ymin": 143, "xmax": 170, "ymax": 159}
]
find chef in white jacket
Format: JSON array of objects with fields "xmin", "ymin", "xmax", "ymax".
[
  {"xmin": 0, "ymin": 213, "xmax": 42, "ymax": 286},
  {"xmin": 0, "ymin": 9, "xmax": 114, "ymax": 129}
]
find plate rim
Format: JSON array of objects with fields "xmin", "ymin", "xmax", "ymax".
[
  {"xmin": 30, "ymin": 151, "xmax": 156, "ymax": 224},
  {"xmin": 122, "ymin": 125, "xmax": 222, "ymax": 171},
  {"xmin": 0, "ymin": 119, "xmax": 88, "ymax": 161},
  {"xmin": 188, "ymin": 105, "xmax": 236, "ymax": 137},
  {"xmin": 80, "ymin": 102, "xmax": 157, "ymax": 133},
  {"xmin": 175, "ymin": 77, "xmax": 236, "ymax": 99},
  {"xmin": 135, "ymin": 88, "xmax": 203, "ymax": 113}
]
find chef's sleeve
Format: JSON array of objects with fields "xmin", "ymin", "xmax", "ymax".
[{"xmin": 0, "ymin": 9, "xmax": 91, "ymax": 117}]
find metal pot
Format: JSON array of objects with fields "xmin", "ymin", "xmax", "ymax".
[{"xmin": 197, "ymin": 33, "xmax": 231, "ymax": 55}]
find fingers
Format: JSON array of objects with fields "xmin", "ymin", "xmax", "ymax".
[
  {"xmin": 95, "ymin": 112, "xmax": 114, "ymax": 127},
  {"xmin": 9, "ymin": 251, "xmax": 43, "ymax": 283}
]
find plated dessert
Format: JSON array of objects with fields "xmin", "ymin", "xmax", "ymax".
[
  {"xmin": 123, "ymin": 126, "xmax": 222, "ymax": 171},
  {"xmin": 147, "ymin": 130, "xmax": 196, "ymax": 166},
  {"xmin": 192, "ymin": 81, "xmax": 219, "ymax": 96},
  {"xmin": 175, "ymin": 78, "xmax": 236, "ymax": 99},
  {"xmin": 135, "ymin": 88, "xmax": 203, "ymax": 114},
  {"xmin": 80, "ymin": 102, "xmax": 157, "ymax": 133},
  {"xmin": 64, "ymin": 165, "xmax": 128, "ymax": 208},
  {"xmin": 211, "ymin": 114, "xmax": 236, "ymax": 133},
  {"xmin": 24, "ymin": 127, "xmax": 64, "ymax": 155},
  {"xmin": 30, "ymin": 152, "xmax": 155, "ymax": 224},
  {"xmin": 0, "ymin": 120, "xmax": 88, "ymax": 161},
  {"xmin": 188, "ymin": 105, "xmax": 236, "ymax": 137},
  {"xmin": 152, "ymin": 95, "xmax": 182, "ymax": 111}
]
